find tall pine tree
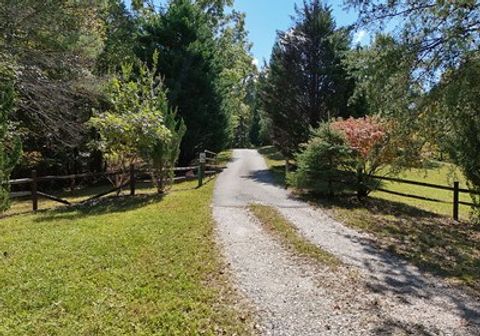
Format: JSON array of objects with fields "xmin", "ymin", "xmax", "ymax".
[
  {"xmin": 262, "ymin": 0, "xmax": 359, "ymax": 158},
  {"xmin": 136, "ymin": 0, "xmax": 230, "ymax": 163}
]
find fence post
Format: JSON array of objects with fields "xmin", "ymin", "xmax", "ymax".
[
  {"xmin": 31, "ymin": 170, "xmax": 38, "ymax": 211},
  {"xmin": 130, "ymin": 164, "xmax": 136, "ymax": 196},
  {"xmin": 198, "ymin": 152, "xmax": 206, "ymax": 188},
  {"xmin": 453, "ymin": 181, "xmax": 459, "ymax": 221}
]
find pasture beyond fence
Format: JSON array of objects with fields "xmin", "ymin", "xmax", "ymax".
[
  {"xmin": 4, "ymin": 150, "xmax": 224, "ymax": 214},
  {"xmin": 371, "ymin": 175, "xmax": 479, "ymax": 221}
]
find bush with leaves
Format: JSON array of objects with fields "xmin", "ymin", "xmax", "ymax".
[
  {"xmin": 331, "ymin": 116, "xmax": 392, "ymax": 196},
  {"xmin": 142, "ymin": 108, "xmax": 186, "ymax": 194},
  {"xmin": 0, "ymin": 62, "xmax": 21, "ymax": 212},
  {"xmin": 290, "ymin": 117, "xmax": 405, "ymax": 197},
  {"xmin": 288, "ymin": 123, "xmax": 356, "ymax": 196},
  {"xmin": 90, "ymin": 57, "xmax": 185, "ymax": 193}
]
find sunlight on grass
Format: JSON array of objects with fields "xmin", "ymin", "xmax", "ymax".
[
  {"xmin": 216, "ymin": 149, "xmax": 233, "ymax": 166},
  {"xmin": 249, "ymin": 204, "xmax": 340, "ymax": 268},
  {"xmin": 0, "ymin": 181, "xmax": 253, "ymax": 335},
  {"xmin": 373, "ymin": 163, "xmax": 472, "ymax": 219}
]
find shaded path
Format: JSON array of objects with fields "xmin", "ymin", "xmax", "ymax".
[{"xmin": 213, "ymin": 149, "xmax": 480, "ymax": 335}]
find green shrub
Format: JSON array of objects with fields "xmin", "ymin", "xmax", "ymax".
[
  {"xmin": 90, "ymin": 56, "xmax": 185, "ymax": 194},
  {"xmin": 288, "ymin": 123, "xmax": 357, "ymax": 195}
]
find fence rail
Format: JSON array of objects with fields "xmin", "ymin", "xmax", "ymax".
[
  {"xmin": 369, "ymin": 175, "xmax": 477, "ymax": 220},
  {"xmin": 4, "ymin": 150, "xmax": 224, "ymax": 214}
]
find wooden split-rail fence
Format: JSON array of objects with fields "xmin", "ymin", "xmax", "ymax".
[
  {"xmin": 330, "ymin": 172, "xmax": 479, "ymax": 221},
  {"xmin": 5, "ymin": 150, "xmax": 224, "ymax": 213},
  {"xmin": 370, "ymin": 175, "xmax": 479, "ymax": 221}
]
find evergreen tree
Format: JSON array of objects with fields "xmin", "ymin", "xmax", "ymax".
[
  {"xmin": 136, "ymin": 0, "xmax": 230, "ymax": 163},
  {"xmin": 96, "ymin": 0, "xmax": 138, "ymax": 74},
  {"xmin": 261, "ymin": 0, "xmax": 358, "ymax": 158}
]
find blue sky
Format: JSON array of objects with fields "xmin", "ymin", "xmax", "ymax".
[
  {"xmin": 124, "ymin": 0, "xmax": 367, "ymax": 64},
  {"xmin": 235, "ymin": 0, "xmax": 364, "ymax": 65}
]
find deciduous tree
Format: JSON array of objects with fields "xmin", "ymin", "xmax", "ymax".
[
  {"xmin": 0, "ymin": 62, "xmax": 21, "ymax": 211},
  {"xmin": 90, "ymin": 58, "xmax": 184, "ymax": 193}
]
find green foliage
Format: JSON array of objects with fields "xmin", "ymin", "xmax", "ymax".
[
  {"xmin": 290, "ymin": 117, "xmax": 403, "ymax": 197},
  {"xmin": 147, "ymin": 108, "xmax": 186, "ymax": 193},
  {"xmin": 90, "ymin": 58, "xmax": 183, "ymax": 193},
  {"xmin": 1, "ymin": 0, "xmax": 106, "ymax": 145},
  {"xmin": 431, "ymin": 57, "xmax": 480, "ymax": 218},
  {"xmin": 136, "ymin": 0, "xmax": 232, "ymax": 162},
  {"xmin": 0, "ymin": 62, "xmax": 21, "ymax": 212},
  {"xmin": 261, "ymin": 0, "xmax": 360, "ymax": 158},
  {"xmin": 249, "ymin": 104, "xmax": 262, "ymax": 146},
  {"xmin": 346, "ymin": 35, "xmax": 418, "ymax": 118},
  {"xmin": 288, "ymin": 123, "xmax": 356, "ymax": 195},
  {"xmin": 346, "ymin": 0, "xmax": 480, "ymax": 83},
  {"xmin": 216, "ymin": 10, "xmax": 257, "ymax": 148},
  {"xmin": 1, "ymin": 0, "xmax": 114, "ymax": 179},
  {"xmin": 96, "ymin": 0, "xmax": 138, "ymax": 74}
]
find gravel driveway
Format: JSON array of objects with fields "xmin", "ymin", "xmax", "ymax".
[{"xmin": 213, "ymin": 149, "xmax": 480, "ymax": 335}]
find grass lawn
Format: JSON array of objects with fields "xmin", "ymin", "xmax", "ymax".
[
  {"xmin": 0, "ymin": 180, "xmax": 253, "ymax": 335},
  {"xmin": 372, "ymin": 162, "xmax": 472, "ymax": 220}
]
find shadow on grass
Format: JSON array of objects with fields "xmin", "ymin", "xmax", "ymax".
[
  {"xmin": 32, "ymin": 193, "xmax": 165, "ymax": 223},
  {"xmin": 306, "ymin": 193, "xmax": 480, "ymax": 293},
  {"xmin": 308, "ymin": 193, "xmax": 443, "ymax": 219}
]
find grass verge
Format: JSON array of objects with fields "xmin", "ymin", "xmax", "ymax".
[
  {"xmin": 249, "ymin": 204, "xmax": 340, "ymax": 268},
  {"xmin": 0, "ymin": 181, "xmax": 253, "ymax": 335},
  {"xmin": 216, "ymin": 149, "xmax": 233, "ymax": 166},
  {"xmin": 313, "ymin": 195, "xmax": 480, "ymax": 292}
]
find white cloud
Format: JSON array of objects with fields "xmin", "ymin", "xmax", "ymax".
[
  {"xmin": 252, "ymin": 58, "xmax": 259, "ymax": 67},
  {"xmin": 353, "ymin": 30, "xmax": 367, "ymax": 44}
]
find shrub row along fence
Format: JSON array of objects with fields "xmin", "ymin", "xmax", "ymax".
[
  {"xmin": 5, "ymin": 150, "xmax": 224, "ymax": 213},
  {"xmin": 370, "ymin": 175, "xmax": 479, "ymax": 221}
]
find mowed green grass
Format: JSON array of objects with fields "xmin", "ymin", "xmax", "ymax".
[
  {"xmin": 258, "ymin": 145, "xmax": 475, "ymax": 219},
  {"xmin": 372, "ymin": 163, "xmax": 472, "ymax": 220},
  {"xmin": 0, "ymin": 181, "xmax": 252, "ymax": 335}
]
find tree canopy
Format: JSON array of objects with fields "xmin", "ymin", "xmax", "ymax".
[{"xmin": 261, "ymin": 0, "xmax": 362, "ymax": 157}]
